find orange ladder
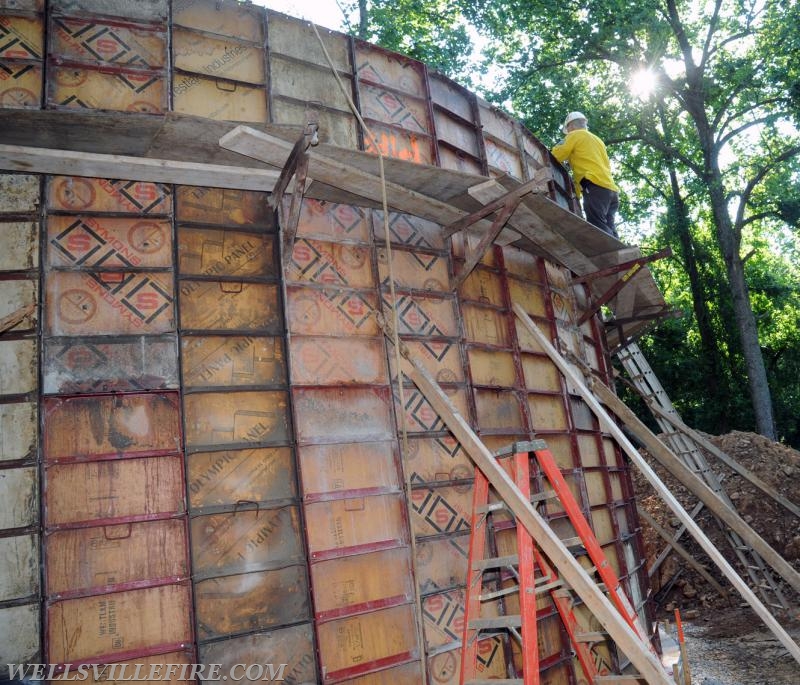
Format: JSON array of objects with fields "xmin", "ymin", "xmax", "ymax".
[{"xmin": 461, "ymin": 440, "xmax": 656, "ymax": 685}]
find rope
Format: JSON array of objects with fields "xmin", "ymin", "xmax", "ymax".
[{"xmin": 310, "ymin": 23, "xmax": 428, "ymax": 682}]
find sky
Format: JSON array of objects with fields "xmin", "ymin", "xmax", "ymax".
[{"xmin": 252, "ymin": 0, "xmax": 351, "ymax": 32}]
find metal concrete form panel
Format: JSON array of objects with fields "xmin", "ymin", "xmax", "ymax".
[
  {"xmin": 175, "ymin": 0, "xmax": 263, "ymax": 42},
  {"xmin": 45, "ymin": 519, "xmax": 187, "ymax": 596},
  {"xmin": 187, "ymin": 446, "xmax": 296, "ymax": 511},
  {"xmin": 173, "ymin": 73, "xmax": 266, "ymax": 123},
  {"xmin": 0, "ymin": 533, "xmax": 38, "ymax": 601},
  {"xmin": 45, "ymin": 455, "xmax": 185, "ymax": 527},
  {"xmin": 43, "ymin": 335, "xmax": 179, "ymax": 393},
  {"xmin": 42, "ymin": 392, "xmax": 181, "ymax": 461},
  {"xmin": 190, "ymin": 505, "xmax": 304, "ymax": 579},
  {"xmin": 194, "ymin": 565, "xmax": 310, "ymax": 640},
  {"xmin": 182, "ymin": 336, "xmax": 285, "ymax": 389},
  {"xmin": 47, "ymin": 215, "xmax": 172, "ymax": 268},
  {"xmin": 198, "ymin": 623, "xmax": 317, "ymax": 685},
  {"xmin": 0, "ymin": 221, "xmax": 38, "ymax": 269},
  {"xmin": 0, "ymin": 401, "xmax": 37, "ymax": 462},
  {"xmin": 48, "ymin": 176, "xmax": 173, "ymax": 214},
  {"xmin": 50, "ymin": 17, "xmax": 167, "ymax": 68},
  {"xmin": 183, "ymin": 390, "xmax": 290, "ymax": 449},
  {"xmin": 176, "ymin": 186, "xmax": 271, "ymax": 228},
  {"xmin": 46, "ymin": 583, "xmax": 193, "ymax": 664},
  {"xmin": 179, "ymin": 281, "xmax": 279, "ymax": 332},
  {"xmin": 49, "ymin": 0, "xmax": 169, "ymax": 23}
]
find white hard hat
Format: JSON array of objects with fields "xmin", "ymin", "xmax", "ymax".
[{"xmin": 563, "ymin": 111, "xmax": 587, "ymax": 132}]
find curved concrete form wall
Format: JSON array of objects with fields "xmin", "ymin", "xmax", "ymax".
[{"xmin": 0, "ymin": 1, "xmax": 653, "ymax": 684}]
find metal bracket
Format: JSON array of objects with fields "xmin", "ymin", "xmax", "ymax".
[{"xmin": 574, "ymin": 247, "xmax": 672, "ymax": 325}]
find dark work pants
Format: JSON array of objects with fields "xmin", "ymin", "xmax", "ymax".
[{"xmin": 581, "ymin": 180, "xmax": 619, "ymax": 238}]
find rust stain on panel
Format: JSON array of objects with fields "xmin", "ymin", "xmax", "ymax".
[
  {"xmin": 287, "ymin": 238, "xmax": 374, "ymax": 288},
  {"xmin": 178, "ymin": 228, "xmax": 276, "ymax": 277},
  {"xmin": 401, "ymin": 435, "xmax": 471, "ymax": 485},
  {"xmin": 45, "ymin": 519, "xmax": 187, "ymax": 595},
  {"xmin": 296, "ymin": 199, "xmax": 370, "ymax": 244},
  {"xmin": 51, "ymin": 18, "xmax": 166, "ymax": 68},
  {"xmin": 0, "ymin": 467, "xmax": 37, "ymax": 529},
  {"xmin": 43, "ymin": 393, "xmax": 181, "ymax": 461},
  {"xmin": 174, "ymin": 0, "xmax": 264, "ymax": 42},
  {"xmin": 199, "ymin": 623, "xmax": 316, "ymax": 684},
  {"xmin": 317, "ymin": 603, "xmax": 418, "ymax": 680},
  {"xmin": 473, "ymin": 389, "xmax": 524, "ymax": 432},
  {"xmin": 187, "ymin": 446, "xmax": 296, "ymax": 510},
  {"xmin": 298, "ymin": 440, "xmax": 398, "ymax": 498},
  {"xmin": 49, "ymin": 66, "xmax": 166, "ymax": 114},
  {"xmin": 47, "ymin": 215, "xmax": 172, "ymax": 268},
  {"xmin": 0, "ymin": 61, "xmax": 42, "ymax": 109},
  {"xmin": 48, "ymin": 177, "xmax": 172, "ymax": 215},
  {"xmin": 173, "ymin": 28, "xmax": 264, "ymax": 84},
  {"xmin": 176, "ymin": 186, "xmax": 271, "ymax": 227},
  {"xmin": 394, "ymin": 385, "xmax": 470, "ymax": 435},
  {"xmin": 293, "ymin": 387, "xmax": 393, "ymax": 445},
  {"xmin": 0, "ymin": 221, "xmax": 38, "ymax": 270},
  {"xmin": 0, "ymin": 401, "xmax": 37, "ymax": 463},
  {"xmin": 179, "ymin": 281, "xmax": 279, "ymax": 332},
  {"xmin": 287, "ymin": 286, "xmax": 379, "ymax": 337},
  {"xmin": 290, "ymin": 335, "xmax": 387, "ymax": 386},
  {"xmin": 173, "ymin": 73, "xmax": 266, "ymax": 123},
  {"xmin": 0, "ymin": 339, "xmax": 37, "ymax": 395},
  {"xmin": 183, "ymin": 390, "xmax": 289, "ymax": 448},
  {"xmin": 468, "ymin": 349, "xmax": 517, "ymax": 387},
  {"xmin": 46, "ymin": 271, "xmax": 174, "ymax": 336},
  {"xmin": 45, "ymin": 456, "xmax": 185, "ymax": 527},
  {"xmin": 305, "ymin": 494, "xmax": 406, "ymax": 556},
  {"xmin": 377, "ymin": 247, "xmax": 448, "ymax": 292},
  {"xmin": 47, "ymin": 583, "xmax": 193, "ymax": 664},
  {"xmin": 195, "ymin": 565, "xmax": 309, "ymax": 640},
  {"xmin": 415, "ymin": 534, "xmax": 468, "ymax": 593},
  {"xmin": 310, "ymin": 547, "xmax": 413, "ymax": 617},
  {"xmin": 391, "ymin": 339, "xmax": 463, "ymax": 385},
  {"xmin": 0, "ymin": 534, "xmax": 38, "ymax": 601},
  {"xmin": 410, "ymin": 485, "xmax": 471, "ymax": 539},
  {"xmin": 182, "ymin": 336, "xmax": 285, "ymax": 388},
  {"xmin": 0, "ymin": 15, "xmax": 43, "ymax": 60},
  {"xmin": 43, "ymin": 336, "xmax": 179, "ymax": 394},
  {"xmin": 190, "ymin": 506, "xmax": 303, "ymax": 578}
]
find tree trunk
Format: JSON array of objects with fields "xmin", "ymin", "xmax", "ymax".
[
  {"xmin": 667, "ymin": 169, "xmax": 729, "ymax": 431},
  {"xmin": 705, "ymin": 172, "xmax": 777, "ymax": 439}
]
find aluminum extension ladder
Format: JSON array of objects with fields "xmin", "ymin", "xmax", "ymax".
[
  {"xmin": 616, "ymin": 342, "xmax": 787, "ymax": 609},
  {"xmin": 461, "ymin": 440, "xmax": 659, "ymax": 685}
]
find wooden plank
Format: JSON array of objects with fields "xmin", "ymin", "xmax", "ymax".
[
  {"xmin": 381, "ymin": 335, "xmax": 672, "ymax": 685},
  {"xmin": 648, "ymin": 403, "xmax": 800, "ymax": 520},
  {"xmin": 0, "ymin": 144, "xmax": 280, "ymax": 192},
  {"xmin": 512, "ymin": 302, "xmax": 800, "ymax": 666},
  {"xmin": 635, "ymin": 505, "xmax": 729, "ymax": 600}
]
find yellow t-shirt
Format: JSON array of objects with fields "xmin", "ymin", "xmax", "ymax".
[{"xmin": 552, "ymin": 128, "xmax": 619, "ymax": 197}]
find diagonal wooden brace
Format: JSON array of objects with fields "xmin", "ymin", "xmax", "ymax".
[{"xmin": 576, "ymin": 247, "xmax": 672, "ymax": 325}]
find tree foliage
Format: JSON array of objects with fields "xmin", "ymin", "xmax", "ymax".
[{"xmin": 349, "ymin": 0, "xmax": 800, "ymax": 445}]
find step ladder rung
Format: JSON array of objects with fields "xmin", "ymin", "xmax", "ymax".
[
  {"xmin": 479, "ymin": 585, "xmax": 520, "ymax": 602},
  {"xmin": 469, "ymin": 615, "xmax": 522, "ymax": 630},
  {"xmin": 473, "ymin": 554, "xmax": 519, "ymax": 570},
  {"xmin": 530, "ymin": 489, "xmax": 557, "ymax": 504},
  {"xmin": 534, "ymin": 579, "xmax": 564, "ymax": 594}
]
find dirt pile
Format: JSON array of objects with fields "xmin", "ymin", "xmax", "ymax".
[{"xmin": 632, "ymin": 430, "xmax": 800, "ymax": 621}]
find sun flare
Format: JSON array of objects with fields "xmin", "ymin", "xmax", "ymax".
[{"xmin": 630, "ymin": 69, "xmax": 656, "ymax": 99}]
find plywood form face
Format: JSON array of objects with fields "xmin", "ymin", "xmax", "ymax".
[
  {"xmin": 0, "ymin": 401, "xmax": 37, "ymax": 462},
  {"xmin": 173, "ymin": 73, "xmax": 266, "ymax": 122},
  {"xmin": 175, "ymin": 0, "xmax": 264, "ymax": 42},
  {"xmin": 0, "ymin": 221, "xmax": 38, "ymax": 269},
  {"xmin": 290, "ymin": 335, "xmax": 387, "ymax": 386},
  {"xmin": 182, "ymin": 336, "xmax": 285, "ymax": 388},
  {"xmin": 178, "ymin": 227, "xmax": 276, "ymax": 278},
  {"xmin": 49, "ymin": 0, "xmax": 168, "ymax": 22},
  {"xmin": 298, "ymin": 441, "xmax": 399, "ymax": 499},
  {"xmin": 176, "ymin": 186, "xmax": 271, "ymax": 228},
  {"xmin": 0, "ymin": 338, "xmax": 36, "ymax": 394},
  {"xmin": 173, "ymin": 28, "xmax": 264, "ymax": 85},
  {"xmin": 0, "ymin": 604, "xmax": 40, "ymax": 677},
  {"xmin": 49, "ymin": 65, "xmax": 166, "ymax": 113},
  {"xmin": 48, "ymin": 176, "xmax": 173, "ymax": 214},
  {"xmin": 297, "ymin": 199, "xmax": 372, "ymax": 244},
  {"xmin": 51, "ymin": 17, "xmax": 166, "ymax": 68},
  {"xmin": 288, "ymin": 238, "xmax": 375, "ymax": 288},
  {"xmin": 57, "ymin": 651, "xmax": 195, "ymax": 685},
  {"xmin": 47, "ymin": 583, "xmax": 193, "ymax": 664},
  {"xmin": 293, "ymin": 386, "xmax": 394, "ymax": 444}
]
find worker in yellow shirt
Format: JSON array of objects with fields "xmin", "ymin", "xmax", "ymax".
[{"xmin": 552, "ymin": 111, "xmax": 620, "ymax": 238}]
